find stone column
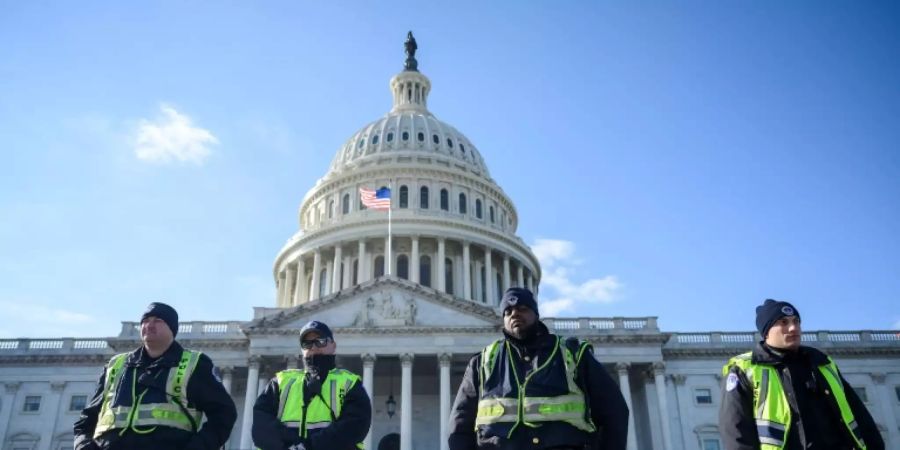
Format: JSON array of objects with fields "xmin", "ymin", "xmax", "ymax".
[
  {"xmin": 411, "ymin": 236, "xmax": 420, "ymax": 283},
  {"xmin": 332, "ymin": 244, "xmax": 343, "ymax": 292},
  {"xmin": 310, "ymin": 249, "xmax": 322, "ymax": 301},
  {"xmin": 0, "ymin": 382, "xmax": 21, "ymax": 443},
  {"xmin": 39, "ymin": 381, "xmax": 67, "ymax": 450},
  {"xmin": 343, "ymin": 255, "xmax": 352, "ymax": 289},
  {"xmin": 516, "ymin": 264, "xmax": 524, "ymax": 288},
  {"xmin": 474, "ymin": 261, "xmax": 484, "ymax": 303},
  {"xmin": 439, "ymin": 353, "xmax": 452, "ymax": 450},
  {"xmin": 652, "ymin": 362, "xmax": 673, "ymax": 450},
  {"xmin": 362, "ymin": 354, "xmax": 376, "ymax": 450},
  {"xmin": 462, "ymin": 242, "xmax": 472, "ymax": 300},
  {"xmin": 525, "ymin": 273, "xmax": 532, "ymax": 292},
  {"xmin": 275, "ymin": 272, "xmax": 285, "ymax": 307},
  {"xmin": 385, "ymin": 236, "xmax": 392, "ymax": 276},
  {"xmin": 283, "ymin": 265, "xmax": 296, "ymax": 308},
  {"xmin": 294, "ymin": 257, "xmax": 307, "ymax": 305},
  {"xmin": 358, "ymin": 239, "xmax": 368, "ymax": 283},
  {"xmin": 400, "ymin": 353, "xmax": 414, "ymax": 450},
  {"xmin": 502, "ymin": 255, "xmax": 511, "ymax": 292},
  {"xmin": 221, "ymin": 366, "xmax": 234, "ymax": 394},
  {"xmin": 437, "ymin": 238, "xmax": 446, "ymax": 292},
  {"xmin": 871, "ymin": 373, "xmax": 899, "ymax": 445},
  {"xmin": 616, "ymin": 363, "xmax": 638, "ymax": 450},
  {"xmin": 484, "ymin": 248, "xmax": 494, "ymax": 305},
  {"xmin": 325, "ymin": 261, "xmax": 334, "ymax": 295},
  {"xmin": 240, "ymin": 357, "xmax": 261, "ymax": 450}
]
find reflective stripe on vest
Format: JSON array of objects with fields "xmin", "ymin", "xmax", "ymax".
[
  {"xmin": 275, "ymin": 368, "xmax": 364, "ymax": 449},
  {"xmin": 723, "ymin": 353, "xmax": 867, "ymax": 450},
  {"xmin": 93, "ymin": 350, "xmax": 203, "ymax": 438},
  {"xmin": 475, "ymin": 337, "xmax": 596, "ymax": 435}
]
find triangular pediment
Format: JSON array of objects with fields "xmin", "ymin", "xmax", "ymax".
[{"xmin": 244, "ymin": 277, "xmax": 501, "ymax": 333}]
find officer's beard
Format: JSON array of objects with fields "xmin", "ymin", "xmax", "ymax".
[
  {"xmin": 504, "ymin": 321, "xmax": 540, "ymax": 344},
  {"xmin": 303, "ymin": 354, "xmax": 336, "ymax": 379}
]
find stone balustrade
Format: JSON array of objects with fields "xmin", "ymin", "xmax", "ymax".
[
  {"xmin": 118, "ymin": 321, "xmax": 246, "ymax": 338},
  {"xmin": 0, "ymin": 338, "xmax": 112, "ymax": 355},
  {"xmin": 543, "ymin": 317, "xmax": 659, "ymax": 333},
  {"xmin": 667, "ymin": 330, "xmax": 900, "ymax": 347}
]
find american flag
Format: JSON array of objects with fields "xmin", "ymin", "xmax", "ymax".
[{"xmin": 359, "ymin": 187, "xmax": 391, "ymax": 210}]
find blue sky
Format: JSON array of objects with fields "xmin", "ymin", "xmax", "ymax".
[{"xmin": 1, "ymin": 2, "xmax": 898, "ymax": 338}]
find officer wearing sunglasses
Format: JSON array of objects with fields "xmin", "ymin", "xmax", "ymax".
[{"xmin": 252, "ymin": 320, "xmax": 371, "ymax": 450}]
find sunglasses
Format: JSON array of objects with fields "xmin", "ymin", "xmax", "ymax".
[{"xmin": 300, "ymin": 337, "xmax": 332, "ymax": 350}]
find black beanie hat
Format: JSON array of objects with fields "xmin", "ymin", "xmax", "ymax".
[
  {"xmin": 141, "ymin": 302, "xmax": 179, "ymax": 337},
  {"xmin": 755, "ymin": 299, "xmax": 800, "ymax": 337},
  {"xmin": 499, "ymin": 287, "xmax": 539, "ymax": 317}
]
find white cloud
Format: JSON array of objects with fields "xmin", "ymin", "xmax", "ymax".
[
  {"xmin": 0, "ymin": 300, "xmax": 97, "ymax": 338},
  {"xmin": 530, "ymin": 238, "xmax": 622, "ymax": 316},
  {"xmin": 134, "ymin": 104, "xmax": 218, "ymax": 164}
]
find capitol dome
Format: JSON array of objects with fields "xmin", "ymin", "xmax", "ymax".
[{"xmin": 272, "ymin": 34, "xmax": 540, "ymax": 310}]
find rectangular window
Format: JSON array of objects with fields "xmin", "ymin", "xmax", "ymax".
[
  {"xmin": 694, "ymin": 388, "xmax": 713, "ymax": 405},
  {"xmin": 853, "ymin": 386, "xmax": 868, "ymax": 403},
  {"xmin": 702, "ymin": 439, "xmax": 721, "ymax": 450},
  {"xmin": 69, "ymin": 395, "xmax": 87, "ymax": 411},
  {"xmin": 23, "ymin": 395, "xmax": 41, "ymax": 412}
]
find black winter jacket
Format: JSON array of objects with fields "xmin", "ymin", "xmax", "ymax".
[
  {"xmin": 73, "ymin": 341, "xmax": 237, "ymax": 450},
  {"xmin": 448, "ymin": 322, "xmax": 629, "ymax": 450},
  {"xmin": 252, "ymin": 367, "xmax": 372, "ymax": 450},
  {"xmin": 719, "ymin": 342, "xmax": 884, "ymax": 450}
]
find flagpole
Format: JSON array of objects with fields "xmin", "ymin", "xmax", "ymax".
[{"xmin": 387, "ymin": 179, "xmax": 393, "ymax": 276}]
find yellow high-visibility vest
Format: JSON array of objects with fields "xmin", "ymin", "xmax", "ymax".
[
  {"xmin": 94, "ymin": 350, "xmax": 203, "ymax": 438},
  {"xmin": 475, "ymin": 336, "xmax": 596, "ymax": 437},
  {"xmin": 723, "ymin": 352, "xmax": 867, "ymax": 450},
  {"xmin": 275, "ymin": 368, "xmax": 364, "ymax": 449}
]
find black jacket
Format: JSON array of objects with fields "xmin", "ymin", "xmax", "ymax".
[
  {"xmin": 252, "ymin": 368, "xmax": 372, "ymax": 450},
  {"xmin": 448, "ymin": 322, "xmax": 629, "ymax": 450},
  {"xmin": 719, "ymin": 342, "xmax": 884, "ymax": 450},
  {"xmin": 73, "ymin": 341, "xmax": 237, "ymax": 450}
]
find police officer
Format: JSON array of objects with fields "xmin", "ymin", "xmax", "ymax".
[
  {"xmin": 73, "ymin": 302, "xmax": 237, "ymax": 449},
  {"xmin": 719, "ymin": 299, "xmax": 884, "ymax": 450},
  {"xmin": 449, "ymin": 287, "xmax": 629, "ymax": 450},
  {"xmin": 253, "ymin": 320, "xmax": 372, "ymax": 450}
]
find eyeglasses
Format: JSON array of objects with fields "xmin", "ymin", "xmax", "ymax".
[{"xmin": 300, "ymin": 337, "xmax": 331, "ymax": 349}]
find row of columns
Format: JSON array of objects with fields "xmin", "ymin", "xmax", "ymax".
[
  {"xmin": 276, "ymin": 237, "xmax": 538, "ymax": 307},
  {"xmin": 237, "ymin": 353, "xmax": 454, "ymax": 450}
]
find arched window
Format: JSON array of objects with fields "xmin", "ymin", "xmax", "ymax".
[
  {"xmin": 440, "ymin": 189, "xmax": 449, "ymax": 211},
  {"xmin": 387, "ymin": 132, "xmax": 394, "ymax": 142},
  {"xmin": 374, "ymin": 256, "xmax": 385, "ymax": 278},
  {"xmin": 476, "ymin": 199, "xmax": 483, "ymax": 219},
  {"xmin": 399, "ymin": 185, "xmax": 409, "ymax": 208},
  {"xmin": 319, "ymin": 269, "xmax": 327, "ymax": 298},
  {"xmin": 459, "ymin": 193, "xmax": 467, "ymax": 214},
  {"xmin": 342, "ymin": 194, "xmax": 350, "ymax": 214},
  {"xmin": 445, "ymin": 258, "xmax": 454, "ymax": 295},
  {"xmin": 397, "ymin": 255, "xmax": 409, "ymax": 280},
  {"xmin": 420, "ymin": 255, "xmax": 432, "ymax": 287},
  {"xmin": 328, "ymin": 200, "xmax": 334, "ymax": 219},
  {"xmin": 402, "ymin": 131, "xmax": 409, "ymax": 141},
  {"xmin": 420, "ymin": 186, "xmax": 429, "ymax": 209},
  {"xmin": 432, "ymin": 134, "xmax": 439, "ymax": 144},
  {"xmin": 447, "ymin": 138, "xmax": 454, "ymax": 148},
  {"xmin": 372, "ymin": 135, "xmax": 379, "ymax": 144},
  {"xmin": 417, "ymin": 132, "xmax": 425, "ymax": 142},
  {"xmin": 490, "ymin": 206, "xmax": 495, "ymax": 223}
]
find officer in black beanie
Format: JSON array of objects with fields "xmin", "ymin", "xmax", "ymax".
[
  {"xmin": 74, "ymin": 302, "xmax": 236, "ymax": 450},
  {"xmin": 450, "ymin": 287, "xmax": 629, "ymax": 450},
  {"xmin": 719, "ymin": 299, "xmax": 883, "ymax": 450}
]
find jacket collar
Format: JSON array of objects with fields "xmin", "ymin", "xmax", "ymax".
[
  {"xmin": 126, "ymin": 340, "xmax": 184, "ymax": 368},
  {"xmin": 751, "ymin": 341, "xmax": 830, "ymax": 366}
]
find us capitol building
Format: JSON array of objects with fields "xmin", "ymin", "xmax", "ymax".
[{"xmin": 1, "ymin": 36, "xmax": 898, "ymax": 450}]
